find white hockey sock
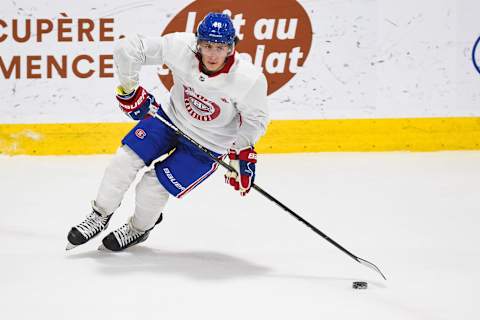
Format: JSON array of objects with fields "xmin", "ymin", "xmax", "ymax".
[
  {"xmin": 95, "ymin": 145, "xmax": 145, "ymax": 215},
  {"xmin": 131, "ymin": 169, "xmax": 169, "ymax": 232}
]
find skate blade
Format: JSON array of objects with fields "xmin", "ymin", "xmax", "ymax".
[
  {"xmin": 65, "ymin": 242, "xmax": 77, "ymax": 251},
  {"xmin": 97, "ymin": 244, "xmax": 111, "ymax": 252}
]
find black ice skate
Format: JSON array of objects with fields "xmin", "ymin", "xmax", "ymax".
[
  {"xmin": 99, "ymin": 214, "xmax": 163, "ymax": 252},
  {"xmin": 66, "ymin": 204, "xmax": 112, "ymax": 250}
]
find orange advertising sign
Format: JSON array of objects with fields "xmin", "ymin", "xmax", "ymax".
[{"xmin": 159, "ymin": 0, "xmax": 313, "ymax": 95}]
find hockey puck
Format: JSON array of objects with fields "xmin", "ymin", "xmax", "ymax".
[{"xmin": 352, "ymin": 281, "xmax": 368, "ymax": 289}]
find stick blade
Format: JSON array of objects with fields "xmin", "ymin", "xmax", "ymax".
[{"xmin": 357, "ymin": 257, "xmax": 387, "ymax": 280}]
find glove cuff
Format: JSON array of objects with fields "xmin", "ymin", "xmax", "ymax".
[
  {"xmin": 227, "ymin": 149, "xmax": 237, "ymax": 160},
  {"xmin": 115, "ymin": 86, "xmax": 137, "ymax": 100},
  {"xmin": 238, "ymin": 147, "xmax": 257, "ymax": 163}
]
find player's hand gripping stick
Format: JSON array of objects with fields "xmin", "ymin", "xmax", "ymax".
[
  {"xmin": 224, "ymin": 147, "xmax": 257, "ymax": 196},
  {"xmin": 116, "ymin": 86, "xmax": 159, "ymax": 120}
]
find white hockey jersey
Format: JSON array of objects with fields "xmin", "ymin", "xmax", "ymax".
[{"xmin": 113, "ymin": 32, "xmax": 269, "ymax": 154}]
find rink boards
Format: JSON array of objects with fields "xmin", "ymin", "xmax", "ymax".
[{"xmin": 1, "ymin": 117, "xmax": 480, "ymax": 155}]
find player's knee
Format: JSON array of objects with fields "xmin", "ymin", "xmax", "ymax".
[
  {"xmin": 106, "ymin": 145, "xmax": 144, "ymax": 176},
  {"xmin": 136, "ymin": 170, "xmax": 169, "ymax": 202}
]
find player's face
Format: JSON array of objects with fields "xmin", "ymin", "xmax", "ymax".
[{"xmin": 198, "ymin": 41, "xmax": 230, "ymax": 72}]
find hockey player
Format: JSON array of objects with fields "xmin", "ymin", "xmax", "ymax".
[{"xmin": 66, "ymin": 12, "xmax": 269, "ymax": 251}]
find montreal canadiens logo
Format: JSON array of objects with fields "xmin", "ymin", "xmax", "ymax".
[
  {"xmin": 473, "ymin": 36, "xmax": 480, "ymax": 75},
  {"xmin": 183, "ymin": 85, "xmax": 221, "ymax": 121},
  {"xmin": 135, "ymin": 129, "xmax": 146, "ymax": 139}
]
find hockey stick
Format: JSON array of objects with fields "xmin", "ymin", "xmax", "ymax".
[{"xmin": 151, "ymin": 111, "xmax": 387, "ymax": 280}]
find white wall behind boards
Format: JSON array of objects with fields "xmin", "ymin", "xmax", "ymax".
[{"xmin": 0, "ymin": 0, "xmax": 479, "ymax": 123}]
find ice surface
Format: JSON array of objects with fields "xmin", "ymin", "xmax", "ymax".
[{"xmin": 0, "ymin": 152, "xmax": 478, "ymax": 319}]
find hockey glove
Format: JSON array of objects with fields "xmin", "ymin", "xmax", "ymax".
[
  {"xmin": 224, "ymin": 147, "xmax": 257, "ymax": 196},
  {"xmin": 116, "ymin": 85, "xmax": 159, "ymax": 120}
]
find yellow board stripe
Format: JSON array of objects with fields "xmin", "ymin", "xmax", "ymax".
[
  {"xmin": 0, "ymin": 123, "xmax": 131, "ymax": 155},
  {"xmin": 259, "ymin": 117, "xmax": 480, "ymax": 153},
  {"xmin": 1, "ymin": 117, "xmax": 480, "ymax": 155}
]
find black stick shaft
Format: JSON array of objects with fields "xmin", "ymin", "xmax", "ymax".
[
  {"xmin": 252, "ymin": 183, "xmax": 358, "ymax": 260},
  {"xmin": 151, "ymin": 112, "xmax": 386, "ymax": 280}
]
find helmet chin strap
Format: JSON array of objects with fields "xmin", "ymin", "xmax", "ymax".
[{"xmin": 227, "ymin": 43, "xmax": 235, "ymax": 56}]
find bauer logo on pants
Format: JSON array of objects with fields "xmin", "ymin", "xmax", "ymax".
[{"xmin": 158, "ymin": 0, "xmax": 313, "ymax": 95}]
